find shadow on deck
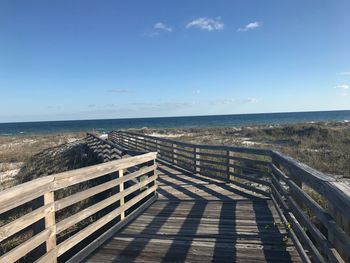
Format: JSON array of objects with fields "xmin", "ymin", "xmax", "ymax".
[{"xmin": 85, "ymin": 161, "xmax": 302, "ymax": 263}]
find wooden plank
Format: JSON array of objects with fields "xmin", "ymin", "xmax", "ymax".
[
  {"xmin": 271, "ymin": 184, "xmax": 325, "ymax": 263},
  {"xmin": 197, "ymin": 164, "xmax": 227, "ymax": 174},
  {"xmin": 173, "ymin": 145, "xmax": 194, "ymax": 154},
  {"xmin": 55, "ymin": 164, "xmax": 156, "ymax": 210},
  {"xmin": 270, "ymin": 195, "xmax": 312, "ymax": 263},
  {"xmin": 119, "ymin": 170, "xmax": 125, "ymax": 220},
  {"xmin": 229, "ymin": 172, "xmax": 271, "ymax": 187},
  {"xmin": 0, "ymin": 176, "xmax": 53, "ymax": 214},
  {"xmin": 287, "ymin": 195, "xmax": 343, "ymax": 263},
  {"xmin": 117, "ymin": 131, "xmax": 272, "ymax": 156},
  {"xmin": 65, "ymin": 194, "xmax": 157, "ymax": 263},
  {"xmin": 0, "ymin": 228, "xmax": 51, "ymax": 263},
  {"xmin": 0, "ymin": 203, "xmax": 51, "ymax": 242},
  {"xmin": 53, "ymin": 152, "xmax": 156, "ymax": 190},
  {"xmin": 272, "ymin": 165, "xmax": 350, "ymax": 256},
  {"xmin": 56, "ymin": 174, "xmax": 158, "ymax": 234},
  {"xmin": 44, "ymin": 192, "xmax": 56, "ymax": 260},
  {"xmin": 271, "ymin": 151, "xmax": 334, "ymax": 195},
  {"xmin": 57, "ymin": 184, "xmax": 157, "ymax": 256}
]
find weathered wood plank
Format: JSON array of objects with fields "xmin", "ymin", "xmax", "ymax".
[
  {"xmin": 0, "ymin": 204, "xmax": 51, "ymax": 242},
  {"xmin": 0, "ymin": 228, "xmax": 51, "ymax": 263},
  {"xmin": 85, "ymin": 162, "xmax": 302, "ymax": 263},
  {"xmin": 53, "ymin": 152, "xmax": 156, "ymax": 190},
  {"xmin": 55, "ymin": 164, "xmax": 156, "ymax": 211},
  {"xmin": 0, "ymin": 176, "xmax": 53, "ymax": 214},
  {"xmin": 57, "ymin": 184, "xmax": 157, "ymax": 256}
]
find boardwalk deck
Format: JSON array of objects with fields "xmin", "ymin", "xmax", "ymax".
[{"xmin": 85, "ymin": 161, "xmax": 302, "ymax": 263}]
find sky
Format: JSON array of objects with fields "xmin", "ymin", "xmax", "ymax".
[{"xmin": 0, "ymin": 0, "xmax": 350, "ymax": 122}]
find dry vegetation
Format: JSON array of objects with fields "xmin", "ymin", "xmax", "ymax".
[
  {"xmin": 0, "ymin": 132, "xmax": 103, "ymax": 261},
  {"xmin": 0, "ymin": 132, "xmax": 86, "ymax": 188},
  {"xmin": 0, "ymin": 123, "xmax": 348, "ymax": 261},
  {"xmin": 137, "ymin": 121, "xmax": 350, "ymax": 178}
]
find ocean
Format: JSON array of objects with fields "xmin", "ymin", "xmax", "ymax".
[{"xmin": 0, "ymin": 110, "xmax": 349, "ymax": 136}]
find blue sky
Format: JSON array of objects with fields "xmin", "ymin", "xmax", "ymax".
[{"xmin": 0, "ymin": 0, "xmax": 349, "ymax": 122}]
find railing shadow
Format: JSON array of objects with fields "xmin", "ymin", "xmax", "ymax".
[
  {"xmin": 157, "ymin": 165, "xmax": 262, "ymax": 201},
  {"xmin": 158, "ymin": 164, "xmax": 238, "ymax": 262},
  {"xmin": 113, "ymin": 187, "xmax": 181, "ymax": 262},
  {"xmin": 212, "ymin": 201, "xmax": 236, "ymax": 262}
]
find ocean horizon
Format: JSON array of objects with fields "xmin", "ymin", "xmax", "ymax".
[{"xmin": 1, "ymin": 110, "xmax": 350, "ymax": 136}]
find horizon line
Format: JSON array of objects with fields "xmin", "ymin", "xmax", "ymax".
[{"xmin": 1, "ymin": 108, "xmax": 350, "ymax": 125}]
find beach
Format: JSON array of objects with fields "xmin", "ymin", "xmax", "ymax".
[{"xmin": 1, "ymin": 121, "xmax": 349, "ymax": 190}]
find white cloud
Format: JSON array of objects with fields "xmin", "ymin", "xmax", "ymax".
[
  {"xmin": 339, "ymin": 71, "xmax": 350, "ymax": 75},
  {"xmin": 192, "ymin": 90, "xmax": 200, "ymax": 95},
  {"xmin": 144, "ymin": 22, "xmax": 173, "ymax": 37},
  {"xmin": 340, "ymin": 93, "xmax": 348, "ymax": 97},
  {"xmin": 334, "ymin": 84, "xmax": 349, "ymax": 90},
  {"xmin": 237, "ymin": 21, "xmax": 261, "ymax": 32},
  {"xmin": 186, "ymin": 17, "xmax": 224, "ymax": 31},
  {"xmin": 154, "ymin": 22, "xmax": 172, "ymax": 32}
]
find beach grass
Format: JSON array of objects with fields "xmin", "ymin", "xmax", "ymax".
[{"xmin": 136, "ymin": 121, "xmax": 350, "ymax": 178}]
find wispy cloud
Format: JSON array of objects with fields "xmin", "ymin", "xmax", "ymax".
[
  {"xmin": 244, "ymin": 97, "xmax": 258, "ymax": 103},
  {"xmin": 210, "ymin": 98, "xmax": 236, "ymax": 105},
  {"xmin": 154, "ymin": 22, "xmax": 172, "ymax": 32},
  {"xmin": 192, "ymin": 90, "xmax": 200, "ymax": 95},
  {"xmin": 334, "ymin": 84, "xmax": 349, "ymax": 90},
  {"xmin": 145, "ymin": 22, "xmax": 173, "ymax": 37},
  {"xmin": 339, "ymin": 71, "xmax": 350, "ymax": 76},
  {"xmin": 339, "ymin": 93, "xmax": 348, "ymax": 97},
  {"xmin": 186, "ymin": 17, "xmax": 224, "ymax": 31},
  {"xmin": 144, "ymin": 31, "xmax": 160, "ymax": 37},
  {"xmin": 237, "ymin": 21, "xmax": 261, "ymax": 32},
  {"xmin": 105, "ymin": 89, "xmax": 129, "ymax": 93}
]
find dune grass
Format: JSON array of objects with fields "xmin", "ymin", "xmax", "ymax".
[{"xmin": 137, "ymin": 122, "xmax": 350, "ymax": 178}]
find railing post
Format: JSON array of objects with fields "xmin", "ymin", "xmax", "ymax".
[
  {"xmin": 156, "ymin": 140, "xmax": 159, "ymax": 154},
  {"xmin": 327, "ymin": 202, "xmax": 350, "ymax": 261},
  {"xmin": 117, "ymin": 131, "xmax": 121, "ymax": 144},
  {"xmin": 226, "ymin": 150, "xmax": 231, "ymax": 183},
  {"xmin": 119, "ymin": 170, "xmax": 125, "ymax": 220},
  {"xmin": 153, "ymin": 157, "xmax": 158, "ymax": 196},
  {"xmin": 227, "ymin": 151, "xmax": 235, "ymax": 182},
  {"xmin": 44, "ymin": 191, "xmax": 57, "ymax": 262},
  {"xmin": 172, "ymin": 143, "xmax": 177, "ymax": 164},
  {"xmin": 195, "ymin": 147, "xmax": 201, "ymax": 174}
]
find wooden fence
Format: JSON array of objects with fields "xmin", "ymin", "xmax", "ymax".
[
  {"xmin": 0, "ymin": 151, "xmax": 157, "ymax": 263},
  {"xmin": 110, "ymin": 130, "xmax": 350, "ymax": 263}
]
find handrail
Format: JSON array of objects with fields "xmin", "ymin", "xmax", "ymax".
[
  {"xmin": 86, "ymin": 133, "xmax": 146, "ymax": 159},
  {"xmin": 0, "ymin": 151, "xmax": 157, "ymax": 263},
  {"xmin": 110, "ymin": 130, "xmax": 350, "ymax": 263}
]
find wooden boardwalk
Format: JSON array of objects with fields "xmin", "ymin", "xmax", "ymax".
[
  {"xmin": 85, "ymin": 161, "xmax": 302, "ymax": 263},
  {"xmin": 1, "ymin": 132, "xmax": 349, "ymax": 262}
]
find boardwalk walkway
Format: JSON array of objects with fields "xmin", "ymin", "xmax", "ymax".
[{"xmin": 85, "ymin": 160, "xmax": 302, "ymax": 263}]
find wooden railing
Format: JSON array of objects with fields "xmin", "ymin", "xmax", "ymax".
[
  {"xmin": 0, "ymin": 152, "xmax": 157, "ymax": 263},
  {"xmin": 109, "ymin": 130, "xmax": 350, "ymax": 263}
]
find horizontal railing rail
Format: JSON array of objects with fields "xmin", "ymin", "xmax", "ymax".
[
  {"xmin": 0, "ymin": 151, "xmax": 157, "ymax": 263},
  {"xmin": 86, "ymin": 133, "xmax": 146, "ymax": 161},
  {"xmin": 109, "ymin": 130, "xmax": 350, "ymax": 263}
]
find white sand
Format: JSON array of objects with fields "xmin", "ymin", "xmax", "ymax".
[
  {"xmin": 0, "ymin": 168, "xmax": 20, "ymax": 182},
  {"xmin": 147, "ymin": 132, "xmax": 189, "ymax": 138}
]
